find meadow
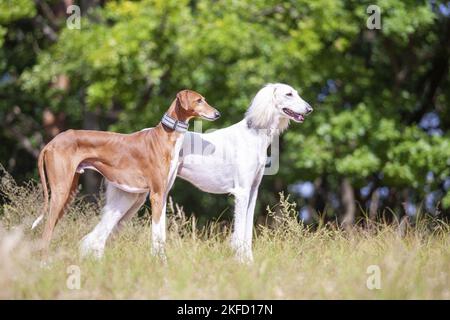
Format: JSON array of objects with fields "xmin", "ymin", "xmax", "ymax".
[{"xmin": 0, "ymin": 168, "xmax": 449, "ymax": 300}]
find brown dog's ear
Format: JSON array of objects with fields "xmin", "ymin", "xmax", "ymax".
[{"xmin": 176, "ymin": 90, "xmax": 190, "ymax": 110}]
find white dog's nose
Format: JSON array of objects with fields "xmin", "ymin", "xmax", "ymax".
[{"xmin": 306, "ymin": 104, "xmax": 313, "ymax": 115}]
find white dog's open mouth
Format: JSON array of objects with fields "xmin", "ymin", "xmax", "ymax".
[{"xmin": 282, "ymin": 108, "xmax": 305, "ymax": 123}]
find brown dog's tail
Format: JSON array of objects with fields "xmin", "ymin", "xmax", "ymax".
[{"xmin": 31, "ymin": 147, "xmax": 48, "ymax": 230}]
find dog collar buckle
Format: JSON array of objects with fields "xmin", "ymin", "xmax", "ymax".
[{"xmin": 161, "ymin": 113, "xmax": 189, "ymax": 133}]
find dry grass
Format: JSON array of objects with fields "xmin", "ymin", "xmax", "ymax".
[{"xmin": 0, "ymin": 166, "xmax": 449, "ymax": 299}]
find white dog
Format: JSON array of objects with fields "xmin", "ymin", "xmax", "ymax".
[{"xmin": 178, "ymin": 83, "xmax": 313, "ymax": 262}]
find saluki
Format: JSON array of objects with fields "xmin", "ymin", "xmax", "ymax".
[
  {"xmin": 177, "ymin": 83, "xmax": 312, "ymax": 262},
  {"xmin": 32, "ymin": 90, "xmax": 220, "ymax": 259}
]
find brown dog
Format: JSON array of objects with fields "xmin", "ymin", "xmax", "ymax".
[{"xmin": 32, "ymin": 90, "xmax": 220, "ymax": 258}]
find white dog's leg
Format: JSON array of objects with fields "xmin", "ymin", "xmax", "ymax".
[
  {"xmin": 243, "ymin": 171, "xmax": 264, "ymax": 262},
  {"xmin": 114, "ymin": 192, "xmax": 148, "ymax": 232},
  {"xmin": 231, "ymin": 190, "xmax": 250, "ymax": 263},
  {"xmin": 80, "ymin": 185, "xmax": 139, "ymax": 258},
  {"xmin": 243, "ymin": 188, "xmax": 259, "ymax": 262}
]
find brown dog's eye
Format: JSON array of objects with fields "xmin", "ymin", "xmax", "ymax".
[{"xmin": 196, "ymin": 98, "xmax": 203, "ymax": 103}]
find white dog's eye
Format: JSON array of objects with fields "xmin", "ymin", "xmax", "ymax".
[{"xmin": 286, "ymin": 92, "xmax": 293, "ymax": 97}]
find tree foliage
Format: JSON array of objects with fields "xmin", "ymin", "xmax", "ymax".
[{"xmin": 1, "ymin": 0, "xmax": 449, "ymax": 222}]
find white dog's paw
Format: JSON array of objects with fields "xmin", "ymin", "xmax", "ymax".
[
  {"xmin": 230, "ymin": 239, "xmax": 254, "ymax": 264},
  {"xmin": 235, "ymin": 251, "xmax": 254, "ymax": 265},
  {"xmin": 79, "ymin": 236, "xmax": 104, "ymax": 259},
  {"xmin": 151, "ymin": 246, "xmax": 167, "ymax": 264},
  {"xmin": 79, "ymin": 244, "xmax": 104, "ymax": 260}
]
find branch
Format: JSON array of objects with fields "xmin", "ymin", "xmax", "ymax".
[
  {"xmin": 34, "ymin": 0, "xmax": 60, "ymax": 31},
  {"xmin": 4, "ymin": 126, "xmax": 41, "ymax": 159},
  {"xmin": 2, "ymin": 107, "xmax": 44, "ymax": 159}
]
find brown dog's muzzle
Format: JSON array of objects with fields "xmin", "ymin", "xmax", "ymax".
[{"xmin": 198, "ymin": 105, "xmax": 221, "ymax": 121}]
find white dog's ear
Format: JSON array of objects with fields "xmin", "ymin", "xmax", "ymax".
[{"xmin": 272, "ymin": 85, "xmax": 277, "ymax": 105}]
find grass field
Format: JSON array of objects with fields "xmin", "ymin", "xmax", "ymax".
[{"xmin": 1, "ymin": 169, "xmax": 449, "ymax": 299}]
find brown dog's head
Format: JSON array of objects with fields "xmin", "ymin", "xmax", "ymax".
[{"xmin": 176, "ymin": 90, "xmax": 220, "ymax": 121}]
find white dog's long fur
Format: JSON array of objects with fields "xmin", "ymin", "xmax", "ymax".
[{"xmin": 178, "ymin": 83, "xmax": 312, "ymax": 262}]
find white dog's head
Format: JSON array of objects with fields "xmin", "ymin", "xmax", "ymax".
[
  {"xmin": 272, "ymin": 83, "xmax": 313, "ymax": 123},
  {"xmin": 246, "ymin": 83, "xmax": 313, "ymax": 131}
]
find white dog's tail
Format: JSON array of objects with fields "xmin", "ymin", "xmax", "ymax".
[{"xmin": 31, "ymin": 147, "xmax": 48, "ymax": 230}]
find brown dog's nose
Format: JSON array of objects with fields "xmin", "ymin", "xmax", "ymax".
[{"xmin": 214, "ymin": 111, "xmax": 221, "ymax": 119}]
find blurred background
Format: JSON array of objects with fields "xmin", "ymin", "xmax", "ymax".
[{"xmin": 1, "ymin": 0, "xmax": 450, "ymax": 226}]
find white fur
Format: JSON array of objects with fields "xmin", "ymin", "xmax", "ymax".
[
  {"xmin": 178, "ymin": 83, "xmax": 312, "ymax": 263},
  {"xmin": 151, "ymin": 211, "xmax": 166, "ymax": 256},
  {"xmin": 80, "ymin": 182, "xmax": 140, "ymax": 258},
  {"xmin": 31, "ymin": 214, "xmax": 44, "ymax": 230},
  {"xmin": 109, "ymin": 182, "xmax": 149, "ymax": 193}
]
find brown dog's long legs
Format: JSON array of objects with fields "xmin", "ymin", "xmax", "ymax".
[
  {"xmin": 59, "ymin": 172, "xmax": 80, "ymax": 220},
  {"xmin": 150, "ymin": 192, "xmax": 166, "ymax": 258},
  {"xmin": 41, "ymin": 184, "xmax": 72, "ymax": 258},
  {"xmin": 41, "ymin": 152, "xmax": 77, "ymax": 258}
]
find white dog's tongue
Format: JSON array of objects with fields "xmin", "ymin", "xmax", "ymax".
[{"xmin": 294, "ymin": 114, "xmax": 305, "ymax": 122}]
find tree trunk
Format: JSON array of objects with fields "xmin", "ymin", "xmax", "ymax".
[
  {"xmin": 369, "ymin": 189, "xmax": 380, "ymax": 221},
  {"xmin": 312, "ymin": 176, "xmax": 327, "ymax": 216},
  {"xmin": 341, "ymin": 178, "xmax": 355, "ymax": 230}
]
